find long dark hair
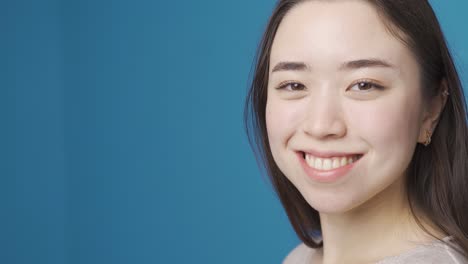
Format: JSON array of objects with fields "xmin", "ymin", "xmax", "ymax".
[{"xmin": 244, "ymin": 0, "xmax": 468, "ymax": 258}]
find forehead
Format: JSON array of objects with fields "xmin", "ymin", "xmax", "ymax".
[{"xmin": 270, "ymin": 1, "xmax": 415, "ymax": 73}]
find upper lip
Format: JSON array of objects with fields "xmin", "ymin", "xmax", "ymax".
[{"xmin": 298, "ymin": 149, "xmax": 363, "ymax": 158}]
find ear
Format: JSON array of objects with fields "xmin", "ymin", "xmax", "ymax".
[{"xmin": 417, "ymin": 79, "xmax": 449, "ymax": 144}]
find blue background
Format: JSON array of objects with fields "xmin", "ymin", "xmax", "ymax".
[{"xmin": 2, "ymin": 0, "xmax": 468, "ymax": 263}]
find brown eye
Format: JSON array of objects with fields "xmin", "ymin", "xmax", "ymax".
[
  {"xmin": 357, "ymin": 82, "xmax": 373, "ymax": 90},
  {"xmin": 277, "ymin": 82, "xmax": 306, "ymax": 91},
  {"xmin": 348, "ymin": 80, "xmax": 384, "ymax": 92}
]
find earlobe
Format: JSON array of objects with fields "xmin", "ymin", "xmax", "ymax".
[
  {"xmin": 423, "ymin": 129, "xmax": 432, "ymax": 146},
  {"xmin": 417, "ymin": 79, "xmax": 449, "ymax": 146},
  {"xmin": 417, "ymin": 125, "xmax": 432, "ymax": 146}
]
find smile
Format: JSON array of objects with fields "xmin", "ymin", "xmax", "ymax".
[
  {"xmin": 297, "ymin": 151, "xmax": 364, "ymax": 183},
  {"xmin": 302, "ymin": 152, "xmax": 363, "ymax": 171}
]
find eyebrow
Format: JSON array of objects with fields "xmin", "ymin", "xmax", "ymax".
[
  {"xmin": 271, "ymin": 61, "xmax": 310, "ymax": 73},
  {"xmin": 339, "ymin": 59, "xmax": 395, "ymax": 70},
  {"xmin": 270, "ymin": 58, "xmax": 395, "ymax": 73}
]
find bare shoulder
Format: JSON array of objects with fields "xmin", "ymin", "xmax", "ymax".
[{"xmin": 283, "ymin": 242, "xmax": 317, "ymax": 264}]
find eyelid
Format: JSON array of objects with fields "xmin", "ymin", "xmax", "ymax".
[
  {"xmin": 348, "ymin": 78, "xmax": 385, "ymax": 91},
  {"xmin": 274, "ymin": 79, "xmax": 385, "ymax": 92},
  {"xmin": 275, "ymin": 80, "xmax": 306, "ymax": 91}
]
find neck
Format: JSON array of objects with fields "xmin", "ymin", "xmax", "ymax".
[{"xmin": 316, "ymin": 177, "xmax": 445, "ymax": 264}]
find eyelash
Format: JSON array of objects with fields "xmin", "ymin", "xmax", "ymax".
[
  {"xmin": 276, "ymin": 81, "xmax": 306, "ymax": 91},
  {"xmin": 275, "ymin": 79, "xmax": 385, "ymax": 92},
  {"xmin": 349, "ymin": 79, "xmax": 385, "ymax": 92}
]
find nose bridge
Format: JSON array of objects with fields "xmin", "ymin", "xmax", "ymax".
[{"xmin": 303, "ymin": 86, "xmax": 346, "ymax": 138}]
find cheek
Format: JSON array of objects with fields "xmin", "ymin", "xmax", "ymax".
[
  {"xmin": 348, "ymin": 95, "xmax": 422, "ymax": 164},
  {"xmin": 265, "ymin": 98, "xmax": 304, "ymax": 165},
  {"xmin": 266, "ymin": 99, "xmax": 298, "ymax": 145}
]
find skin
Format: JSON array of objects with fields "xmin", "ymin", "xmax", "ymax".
[{"xmin": 265, "ymin": 1, "xmax": 448, "ymax": 263}]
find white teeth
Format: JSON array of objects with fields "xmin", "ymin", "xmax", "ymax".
[
  {"xmin": 314, "ymin": 158, "xmax": 322, "ymax": 169},
  {"xmin": 304, "ymin": 153, "xmax": 361, "ymax": 171},
  {"xmin": 323, "ymin": 159, "xmax": 332, "ymax": 170},
  {"xmin": 340, "ymin": 157, "xmax": 347, "ymax": 166},
  {"xmin": 332, "ymin": 158, "xmax": 340, "ymax": 169}
]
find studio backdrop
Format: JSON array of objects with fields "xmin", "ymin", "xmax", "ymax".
[{"xmin": 2, "ymin": 0, "xmax": 468, "ymax": 263}]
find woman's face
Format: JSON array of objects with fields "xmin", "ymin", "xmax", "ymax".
[{"xmin": 266, "ymin": 1, "xmax": 428, "ymax": 214}]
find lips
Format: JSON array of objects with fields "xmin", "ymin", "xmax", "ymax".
[
  {"xmin": 301, "ymin": 152, "xmax": 363, "ymax": 171},
  {"xmin": 296, "ymin": 150, "xmax": 364, "ymax": 183}
]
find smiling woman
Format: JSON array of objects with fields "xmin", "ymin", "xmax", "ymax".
[{"xmin": 244, "ymin": 1, "xmax": 468, "ymax": 263}]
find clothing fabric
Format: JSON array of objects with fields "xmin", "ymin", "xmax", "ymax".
[{"xmin": 283, "ymin": 236, "xmax": 467, "ymax": 264}]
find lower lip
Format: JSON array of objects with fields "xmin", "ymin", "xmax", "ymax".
[{"xmin": 296, "ymin": 152, "xmax": 361, "ymax": 183}]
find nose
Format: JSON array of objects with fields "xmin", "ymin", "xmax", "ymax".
[{"xmin": 301, "ymin": 90, "xmax": 347, "ymax": 140}]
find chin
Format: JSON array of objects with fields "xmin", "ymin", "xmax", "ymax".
[{"xmin": 301, "ymin": 190, "xmax": 370, "ymax": 215}]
